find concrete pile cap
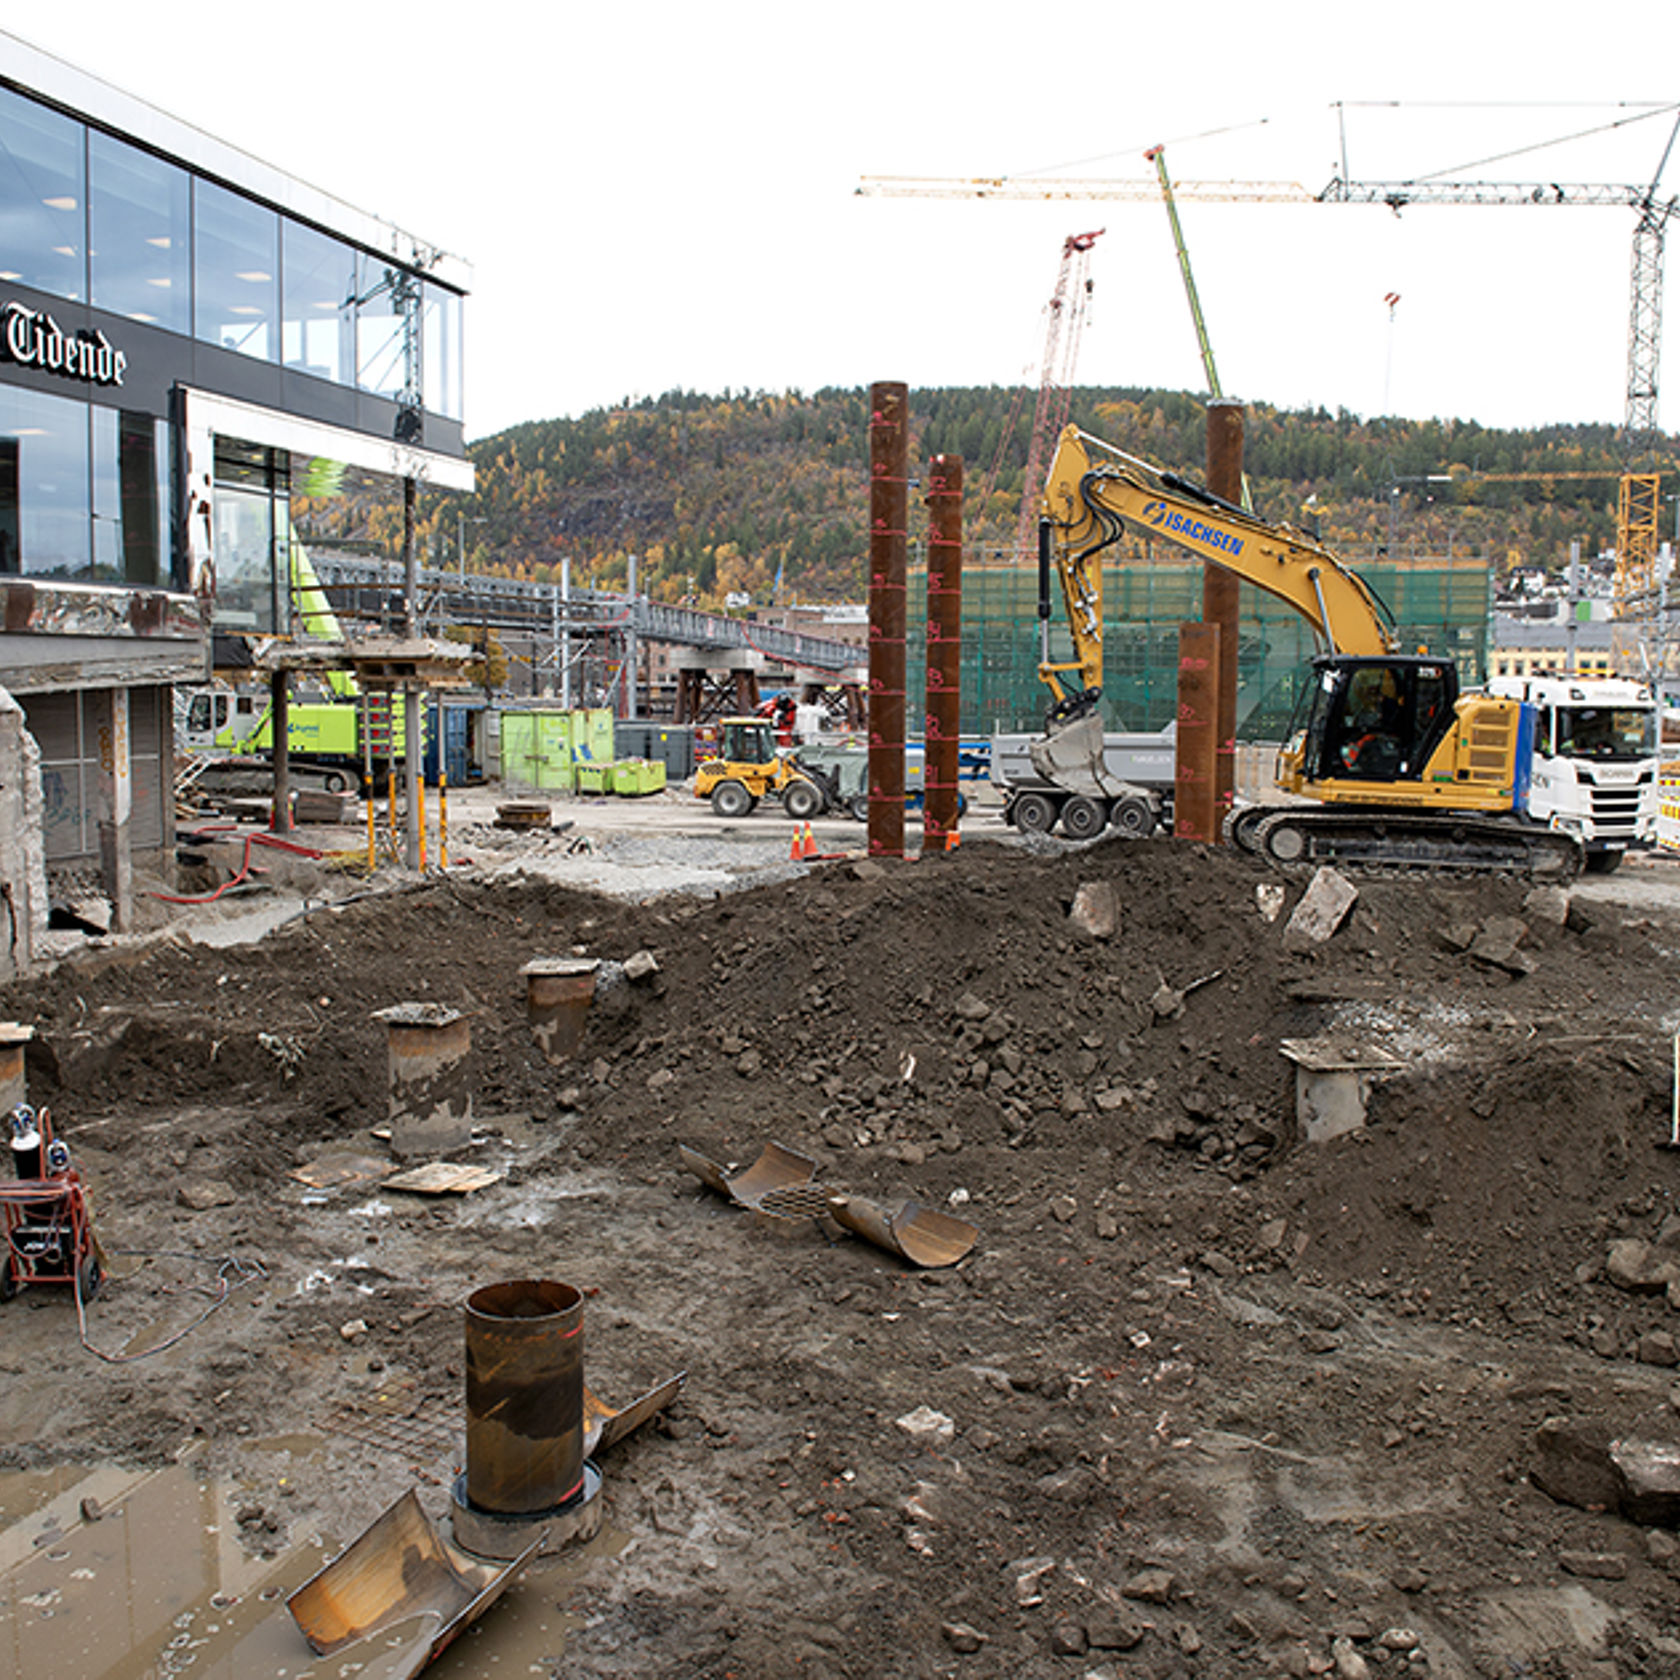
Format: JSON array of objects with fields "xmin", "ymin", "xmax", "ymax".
[
  {"xmin": 373, "ymin": 1003, "xmax": 467, "ymax": 1028},
  {"xmin": 0, "ymin": 1022, "xmax": 35, "ymax": 1046},
  {"xmin": 520, "ymin": 958, "xmax": 601, "ymax": 978}
]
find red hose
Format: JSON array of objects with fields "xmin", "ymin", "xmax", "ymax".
[{"xmin": 151, "ymin": 830, "xmax": 324, "ymax": 905}]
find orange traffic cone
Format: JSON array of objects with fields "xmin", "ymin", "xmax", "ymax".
[
  {"xmin": 801, "ymin": 822, "xmax": 817, "ymax": 859},
  {"xmin": 790, "ymin": 826, "xmax": 804, "ymax": 861}
]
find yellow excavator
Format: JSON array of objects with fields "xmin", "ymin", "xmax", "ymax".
[{"xmin": 1039, "ymin": 425, "xmax": 1582, "ymax": 878}]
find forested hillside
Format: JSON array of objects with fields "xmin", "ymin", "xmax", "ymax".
[{"xmin": 329, "ymin": 387, "xmax": 1652, "ymax": 608}]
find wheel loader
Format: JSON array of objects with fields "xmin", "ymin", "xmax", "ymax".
[{"xmin": 693, "ymin": 717, "xmax": 825, "ymax": 820}]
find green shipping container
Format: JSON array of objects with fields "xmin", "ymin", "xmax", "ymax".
[{"xmin": 501, "ymin": 711, "xmax": 577, "ymax": 791}]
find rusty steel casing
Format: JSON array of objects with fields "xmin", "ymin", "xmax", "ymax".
[
  {"xmin": 373, "ymin": 1002, "xmax": 473, "ymax": 1126},
  {"xmin": 465, "ymin": 1279, "xmax": 585, "ymax": 1516},
  {"xmin": 1203, "ymin": 400, "xmax": 1245, "ymax": 836},
  {"xmin": 868, "ymin": 381, "xmax": 908, "ymax": 859},
  {"xmin": 521, "ymin": 958, "xmax": 599, "ymax": 1064},
  {"xmin": 1174, "ymin": 621, "xmax": 1221, "ymax": 843},
  {"xmin": 923, "ymin": 454, "xmax": 963, "ymax": 850}
]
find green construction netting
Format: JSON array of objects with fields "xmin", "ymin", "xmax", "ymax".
[{"xmin": 904, "ymin": 550, "xmax": 1491, "ymax": 739}]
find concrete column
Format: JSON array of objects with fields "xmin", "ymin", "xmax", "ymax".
[
  {"xmin": 93, "ymin": 688, "xmax": 133, "ymax": 932},
  {"xmin": 0, "ymin": 691, "xmax": 45, "ymax": 978}
]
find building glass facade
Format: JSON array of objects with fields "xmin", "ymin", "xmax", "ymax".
[
  {"xmin": 0, "ymin": 32, "xmax": 471, "ymax": 917},
  {"xmin": 0, "ymin": 72, "xmax": 468, "ymax": 596}
]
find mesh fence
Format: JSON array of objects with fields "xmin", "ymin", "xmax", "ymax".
[{"xmin": 904, "ymin": 548, "xmax": 1492, "ymax": 739}]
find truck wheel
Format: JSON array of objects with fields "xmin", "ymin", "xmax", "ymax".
[
  {"xmin": 1059, "ymin": 796, "xmax": 1107, "ymax": 841},
  {"xmin": 1110, "ymin": 796, "xmax": 1155, "ymax": 839},
  {"xmin": 847, "ymin": 794, "xmax": 869, "ymax": 822},
  {"xmin": 1012, "ymin": 792, "xmax": 1058, "ymax": 834},
  {"xmin": 320, "ymin": 768, "xmax": 351, "ymax": 794},
  {"xmin": 710, "ymin": 780, "xmax": 754, "ymax": 819},
  {"xmin": 783, "ymin": 779, "xmax": 822, "ymax": 821},
  {"xmin": 1585, "ymin": 849, "xmax": 1624, "ymax": 874}
]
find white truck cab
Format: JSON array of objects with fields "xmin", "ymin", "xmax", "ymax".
[{"xmin": 1486, "ymin": 673, "xmax": 1660, "ymax": 870}]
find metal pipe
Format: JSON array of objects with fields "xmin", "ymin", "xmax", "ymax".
[
  {"xmin": 1204, "ymin": 401, "xmax": 1245, "ymax": 840},
  {"xmin": 464, "ymin": 1279, "xmax": 585, "ymax": 1516},
  {"xmin": 867, "ymin": 382, "xmax": 908, "ymax": 859},
  {"xmin": 923, "ymin": 454, "xmax": 963, "ymax": 851}
]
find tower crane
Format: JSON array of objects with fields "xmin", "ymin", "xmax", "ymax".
[{"xmin": 860, "ymin": 107, "xmax": 1680, "ymax": 596}]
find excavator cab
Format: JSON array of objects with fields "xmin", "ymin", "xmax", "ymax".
[{"xmin": 1295, "ymin": 656, "xmax": 1457, "ymax": 785}]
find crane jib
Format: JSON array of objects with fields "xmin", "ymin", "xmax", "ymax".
[{"xmin": 1141, "ymin": 500, "xmax": 1246, "ymax": 558}]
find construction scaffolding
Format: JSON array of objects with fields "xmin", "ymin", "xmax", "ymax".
[{"xmin": 905, "ymin": 545, "xmax": 1491, "ymax": 740}]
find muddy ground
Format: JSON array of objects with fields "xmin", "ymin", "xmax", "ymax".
[{"xmin": 4, "ymin": 821, "xmax": 1680, "ymax": 1679}]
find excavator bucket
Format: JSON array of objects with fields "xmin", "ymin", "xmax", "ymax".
[
  {"xmin": 287, "ymin": 1490, "xmax": 539, "ymax": 1675},
  {"xmin": 1028, "ymin": 709, "xmax": 1111, "ymax": 800}
]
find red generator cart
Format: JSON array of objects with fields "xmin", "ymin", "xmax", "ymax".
[{"xmin": 1, "ymin": 1104, "xmax": 101, "ymax": 1302}]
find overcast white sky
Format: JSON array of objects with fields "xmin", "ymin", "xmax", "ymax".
[{"xmin": 15, "ymin": 3, "xmax": 1680, "ymax": 444}]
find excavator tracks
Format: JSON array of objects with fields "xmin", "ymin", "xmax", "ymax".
[{"xmin": 1230, "ymin": 805, "xmax": 1584, "ymax": 882}]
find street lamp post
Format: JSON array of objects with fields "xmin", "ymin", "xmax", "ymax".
[{"xmin": 457, "ymin": 510, "xmax": 488, "ymax": 581}]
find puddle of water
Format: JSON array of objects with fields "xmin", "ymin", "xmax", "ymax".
[
  {"xmin": 0, "ymin": 1461, "xmax": 327, "ymax": 1680},
  {"xmin": 1, "ymin": 1457, "xmax": 633, "ymax": 1680},
  {"xmin": 423, "ymin": 1522, "xmax": 632, "ymax": 1678}
]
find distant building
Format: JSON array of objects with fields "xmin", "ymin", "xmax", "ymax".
[
  {"xmin": 1490, "ymin": 613, "xmax": 1617, "ymax": 681},
  {"xmin": 0, "ymin": 32, "xmax": 472, "ymax": 968}
]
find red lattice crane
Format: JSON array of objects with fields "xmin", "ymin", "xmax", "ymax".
[{"xmin": 1008, "ymin": 230, "xmax": 1104, "ymax": 567}]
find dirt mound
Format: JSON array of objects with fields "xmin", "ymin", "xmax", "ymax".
[{"xmin": 5, "ymin": 840, "xmax": 1680, "ymax": 1679}]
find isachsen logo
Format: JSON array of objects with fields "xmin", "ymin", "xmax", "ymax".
[{"xmin": 1140, "ymin": 499, "xmax": 1244, "ymax": 558}]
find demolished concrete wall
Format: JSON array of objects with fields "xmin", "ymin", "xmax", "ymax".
[{"xmin": 0, "ymin": 686, "xmax": 48, "ymax": 979}]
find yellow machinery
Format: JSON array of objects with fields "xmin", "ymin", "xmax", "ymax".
[
  {"xmin": 694, "ymin": 718, "xmax": 825, "ymax": 821},
  {"xmin": 1040, "ymin": 426, "xmax": 1583, "ymax": 877}
]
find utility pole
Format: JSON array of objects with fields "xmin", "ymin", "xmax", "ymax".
[{"xmin": 403, "ymin": 476, "xmax": 421, "ymax": 871}]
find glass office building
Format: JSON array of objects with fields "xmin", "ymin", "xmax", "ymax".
[{"xmin": 0, "ymin": 31, "xmax": 473, "ymax": 954}]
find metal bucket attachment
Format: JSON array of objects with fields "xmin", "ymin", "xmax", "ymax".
[
  {"xmin": 287, "ymin": 1489, "xmax": 538, "ymax": 1671},
  {"xmin": 1027, "ymin": 709, "xmax": 1109, "ymax": 799},
  {"xmin": 679, "ymin": 1141, "xmax": 818, "ymax": 1208},
  {"xmin": 829, "ymin": 1196, "xmax": 977, "ymax": 1269}
]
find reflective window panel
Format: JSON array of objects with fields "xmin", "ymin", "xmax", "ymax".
[
  {"xmin": 0, "ymin": 87, "xmax": 86, "ymax": 301},
  {"xmin": 89, "ymin": 131, "xmax": 190, "ymax": 331},
  {"xmin": 354, "ymin": 252, "xmax": 413, "ymax": 401},
  {"xmin": 282, "ymin": 221, "xmax": 356, "ymax": 385},
  {"xmin": 0, "ymin": 384, "xmax": 92, "ymax": 579},
  {"xmin": 423, "ymin": 283, "xmax": 463, "ymax": 421},
  {"xmin": 91, "ymin": 407, "xmax": 169, "ymax": 585},
  {"xmin": 194, "ymin": 179, "xmax": 277, "ymax": 360}
]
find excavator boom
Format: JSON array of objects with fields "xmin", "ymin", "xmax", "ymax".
[{"xmin": 1041, "ymin": 427, "xmax": 1398, "ymax": 659}]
